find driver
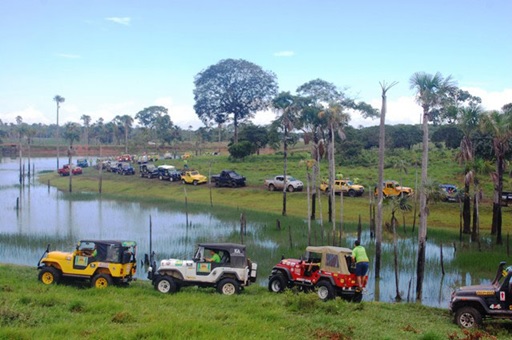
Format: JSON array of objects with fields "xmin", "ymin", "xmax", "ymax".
[{"xmin": 205, "ymin": 249, "xmax": 221, "ymax": 263}]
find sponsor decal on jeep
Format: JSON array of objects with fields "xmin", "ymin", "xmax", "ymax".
[
  {"xmin": 197, "ymin": 263, "xmax": 211, "ymax": 273},
  {"xmin": 476, "ymin": 290, "xmax": 494, "ymax": 296}
]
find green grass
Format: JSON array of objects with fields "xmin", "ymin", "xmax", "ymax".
[{"xmin": 2, "ymin": 264, "xmax": 510, "ymax": 339}]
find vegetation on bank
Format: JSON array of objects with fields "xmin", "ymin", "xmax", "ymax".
[{"xmin": 1, "ymin": 264, "xmax": 508, "ymax": 339}]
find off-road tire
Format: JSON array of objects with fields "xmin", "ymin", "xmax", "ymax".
[
  {"xmin": 268, "ymin": 184, "xmax": 275, "ymax": 191},
  {"xmin": 159, "ymin": 175, "xmax": 163, "ymax": 180},
  {"xmin": 352, "ymin": 291, "xmax": 363, "ymax": 303},
  {"xmin": 455, "ymin": 307, "xmax": 482, "ymax": 329},
  {"xmin": 38, "ymin": 267, "xmax": 61, "ymax": 285},
  {"xmin": 193, "ymin": 180, "xmax": 198, "ymax": 186},
  {"xmin": 317, "ymin": 281, "xmax": 335, "ymax": 301},
  {"xmin": 217, "ymin": 278, "xmax": 240, "ymax": 295},
  {"xmin": 287, "ymin": 185, "xmax": 294, "ymax": 192},
  {"xmin": 91, "ymin": 273, "xmax": 113, "ymax": 288},
  {"xmin": 348, "ymin": 190, "xmax": 356, "ymax": 197},
  {"xmin": 155, "ymin": 276, "xmax": 177, "ymax": 294},
  {"xmin": 268, "ymin": 274, "xmax": 287, "ymax": 293}
]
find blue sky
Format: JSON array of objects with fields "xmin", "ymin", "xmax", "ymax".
[{"xmin": 1, "ymin": 0, "xmax": 511, "ymax": 130}]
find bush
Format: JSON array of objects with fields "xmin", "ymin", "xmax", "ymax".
[{"xmin": 228, "ymin": 141, "xmax": 253, "ymax": 159}]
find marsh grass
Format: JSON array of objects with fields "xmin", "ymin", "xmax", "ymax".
[{"xmin": 2, "ymin": 264, "xmax": 511, "ymax": 339}]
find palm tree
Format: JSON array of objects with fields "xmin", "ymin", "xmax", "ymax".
[
  {"xmin": 62, "ymin": 122, "xmax": 81, "ymax": 193},
  {"xmin": 455, "ymin": 105, "xmax": 482, "ymax": 235},
  {"xmin": 53, "ymin": 95, "xmax": 65, "ymax": 170},
  {"xmin": 479, "ymin": 110, "xmax": 512, "ymax": 244},
  {"xmin": 272, "ymin": 92, "xmax": 302, "ymax": 216},
  {"xmin": 375, "ymin": 81, "xmax": 397, "ymax": 278},
  {"xmin": 409, "ymin": 72, "xmax": 456, "ymax": 300},
  {"xmin": 80, "ymin": 115, "xmax": 91, "ymax": 156}
]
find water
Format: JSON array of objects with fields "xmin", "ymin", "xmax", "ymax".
[{"xmin": 0, "ymin": 157, "xmax": 485, "ymax": 308}]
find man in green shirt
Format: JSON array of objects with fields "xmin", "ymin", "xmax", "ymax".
[
  {"xmin": 352, "ymin": 240, "xmax": 369, "ymax": 291},
  {"xmin": 206, "ymin": 249, "xmax": 221, "ymax": 263}
]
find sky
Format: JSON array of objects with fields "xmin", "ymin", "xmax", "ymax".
[{"xmin": 1, "ymin": 0, "xmax": 511, "ymax": 131}]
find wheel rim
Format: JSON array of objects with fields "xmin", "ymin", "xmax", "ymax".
[
  {"xmin": 318, "ymin": 286, "xmax": 329, "ymax": 300},
  {"xmin": 41, "ymin": 272, "xmax": 54, "ymax": 284},
  {"xmin": 460, "ymin": 312, "xmax": 475, "ymax": 328},
  {"xmin": 270, "ymin": 280, "xmax": 281, "ymax": 292},
  {"xmin": 157, "ymin": 280, "xmax": 171, "ymax": 293},
  {"xmin": 222, "ymin": 283, "xmax": 236, "ymax": 295},
  {"xmin": 95, "ymin": 277, "xmax": 109, "ymax": 288}
]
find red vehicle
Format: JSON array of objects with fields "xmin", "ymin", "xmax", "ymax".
[
  {"xmin": 268, "ymin": 246, "xmax": 367, "ymax": 302},
  {"xmin": 117, "ymin": 154, "xmax": 132, "ymax": 162},
  {"xmin": 57, "ymin": 164, "xmax": 82, "ymax": 176}
]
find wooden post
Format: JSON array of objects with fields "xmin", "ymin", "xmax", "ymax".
[
  {"xmin": 288, "ymin": 225, "xmax": 292, "ymax": 249},
  {"xmin": 440, "ymin": 243, "xmax": 445, "ymax": 276},
  {"xmin": 357, "ymin": 214, "xmax": 362, "ymax": 242}
]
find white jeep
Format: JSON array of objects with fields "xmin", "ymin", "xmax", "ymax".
[{"xmin": 148, "ymin": 243, "xmax": 257, "ymax": 295}]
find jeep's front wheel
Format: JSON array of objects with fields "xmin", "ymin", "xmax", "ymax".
[
  {"xmin": 39, "ymin": 267, "xmax": 61, "ymax": 285},
  {"xmin": 317, "ymin": 281, "xmax": 335, "ymax": 301},
  {"xmin": 217, "ymin": 278, "xmax": 240, "ymax": 295},
  {"xmin": 348, "ymin": 190, "xmax": 356, "ymax": 197},
  {"xmin": 92, "ymin": 273, "xmax": 113, "ymax": 288},
  {"xmin": 455, "ymin": 307, "xmax": 482, "ymax": 329},
  {"xmin": 268, "ymin": 274, "xmax": 286, "ymax": 293},
  {"xmin": 155, "ymin": 276, "xmax": 177, "ymax": 294}
]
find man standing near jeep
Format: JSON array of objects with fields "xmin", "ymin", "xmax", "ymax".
[{"xmin": 352, "ymin": 240, "xmax": 369, "ymax": 291}]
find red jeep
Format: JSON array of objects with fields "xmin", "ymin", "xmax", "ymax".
[{"xmin": 268, "ymin": 246, "xmax": 367, "ymax": 302}]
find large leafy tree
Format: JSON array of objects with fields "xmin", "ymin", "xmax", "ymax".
[
  {"xmin": 409, "ymin": 71, "xmax": 456, "ymax": 300},
  {"xmin": 135, "ymin": 106, "xmax": 168, "ymax": 147},
  {"xmin": 193, "ymin": 58, "xmax": 278, "ymax": 143}
]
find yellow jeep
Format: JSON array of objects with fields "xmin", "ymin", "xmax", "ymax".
[
  {"xmin": 374, "ymin": 180, "xmax": 414, "ymax": 197},
  {"xmin": 182, "ymin": 170, "xmax": 207, "ymax": 185},
  {"xmin": 37, "ymin": 240, "xmax": 137, "ymax": 288},
  {"xmin": 320, "ymin": 179, "xmax": 365, "ymax": 197}
]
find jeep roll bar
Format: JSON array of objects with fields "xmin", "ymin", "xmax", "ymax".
[{"xmin": 492, "ymin": 261, "xmax": 507, "ymax": 285}]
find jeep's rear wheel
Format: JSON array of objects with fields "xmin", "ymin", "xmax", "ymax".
[
  {"xmin": 92, "ymin": 273, "xmax": 113, "ymax": 288},
  {"xmin": 455, "ymin": 307, "xmax": 482, "ymax": 329},
  {"xmin": 217, "ymin": 278, "xmax": 240, "ymax": 295},
  {"xmin": 155, "ymin": 276, "xmax": 177, "ymax": 294},
  {"xmin": 317, "ymin": 281, "xmax": 335, "ymax": 301},
  {"xmin": 39, "ymin": 267, "xmax": 61, "ymax": 285},
  {"xmin": 268, "ymin": 274, "xmax": 286, "ymax": 293}
]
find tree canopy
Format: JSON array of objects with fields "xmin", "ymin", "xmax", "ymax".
[{"xmin": 193, "ymin": 58, "xmax": 278, "ymax": 143}]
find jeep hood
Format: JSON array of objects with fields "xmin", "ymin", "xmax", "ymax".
[
  {"xmin": 454, "ymin": 283, "xmax": 495, "ymax": 295},
  {"xmin": 45, "ymin": 251, "xmax": 73, "ymax": 261}
]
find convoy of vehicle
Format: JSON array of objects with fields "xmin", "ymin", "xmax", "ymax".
[
  {"xmin": 450, "ymin": 262, "xmax": 512, "ymax": 329},
  {"xmin": 320, "ymin": 179, "xmax": 365, "ymax": 197},
  {"xmin": 211, "ymin": 169, "xmax": 246, "ymax": 187},
  {"xmin": 57, "ymin": 164, "xmax": 82, "ymax": 176},
  {"xmin": 264, "ymin": 175, "xmax": 303, "ymax": 192},
  {"xmin": 182, "ymin": 170, "xmax": 208, "ymax": 185},
  {"xmin": 148, "ymin": 243, "xmax": 257, "ymax": 295},
  {"xmin": 374, "ymin": 180, "xmax": 414, "ymax": 197},
  {"xmin": 268, "ymin": 246, "xmax": 366, "ymax": 302},
  {"xmin": 37, "ymin": 240, "xmax": 137, "ymax": 288}
]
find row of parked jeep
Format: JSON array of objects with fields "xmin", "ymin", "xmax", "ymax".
[{"xmin": 37, "ymin": 240, "xmax": 366, "ymax": 303}]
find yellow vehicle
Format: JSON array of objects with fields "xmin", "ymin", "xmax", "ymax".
[
  {"xmin": 320, "ymin": 179, "xmax": 365, "ymax": 197},
  {"xmin": 37, "ymin": 240, "xmax": 137, "ymax": 288},
  {"xmin": 374, "ymin": 180, "xmax": 413, "ymax": 197},
  {"xmin": 182, "ymin": 170, "xmax": 207, "ymax": 185}
]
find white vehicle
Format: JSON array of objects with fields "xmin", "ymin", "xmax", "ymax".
[
  {"xmin": 148, "ymin": 243, "xmax": 257, "ymax": 295},
  {"xmin": 264, "ymin": 175, "xmax": 304, "ymax": 192}
]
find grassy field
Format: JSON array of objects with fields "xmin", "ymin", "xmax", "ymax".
[{"xmin": 1, "ymin": 264, "xmax": 509, "ymax": 339}]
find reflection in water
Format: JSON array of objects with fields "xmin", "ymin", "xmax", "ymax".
[{"xmin": 0, "ymin": 157, "xmax": 483, "ymax": 308}]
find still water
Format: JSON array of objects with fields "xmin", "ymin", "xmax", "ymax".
[{"xmin": 0, "ymin": 157, "xmax": 482, "ymax": 308}]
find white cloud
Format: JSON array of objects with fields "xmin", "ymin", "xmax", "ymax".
[
  {"xmin": 0, "ymin": 106, "xmax": 52, "ymax": 125},
  {"xmin": 461, "ymin": 87, "xmax": 512, "ymax": 112},
  {"xmin": 273, "ymin": 51, "xmax": 295, "ymax": 57},
  {"xmin": 155, "ymin": 97, "xmax": 203, "ymax": 129},
  {"xmin": 105, "ymin": 17, "xmax": 131, "ymax": 26}
]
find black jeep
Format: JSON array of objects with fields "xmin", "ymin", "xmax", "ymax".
[{"xmin": 450, "ymin": 261, "xmax": 512, "ymax": 328}]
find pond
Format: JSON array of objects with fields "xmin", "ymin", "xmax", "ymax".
[{"xmin": 0, "ymin": 156, "xmax": 485, "ymax": 308}]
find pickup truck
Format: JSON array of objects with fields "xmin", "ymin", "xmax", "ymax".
[
  {"xmin": 374, "ymin": 180, "xmax": 413, "ymax": 197},
  {"xmin": 320, "ymin": 179, "xmax": 364, "ymax": 197},
  {"xmin": 264, "ymin": 175, "xmax": 303, "ymax": 192},
  {"xmin": 211, "ymin": 170, "xmax": 246, "ymax": 187}
]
